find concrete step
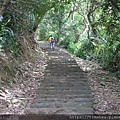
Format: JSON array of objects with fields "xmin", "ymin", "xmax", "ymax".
[
  {"xmin": 30, "ymin": 101, "xmax": 93, "ymax": 108},
  {"xmin": 45, "ymin": 69, "xmax": 83, "ymax": 72},
  {"xmin": 41, "ymin": 83, "xmax": 90, "ymax": 87},
  {"xmin": 46, "ymin": 65, "xmax": 80, "ymax": 68},
  {"xmin": 33, "ymin": 97, "xmax": 94, "ymax": 103},
  {"xmin": 43, "ymin": 77, "xmax": 88, "ymax": 82},
  {"xmin": 45, "ymin": 71, "xmax": 84, "ymax": 75},
  {"xmin": 37, "ymin": 86, "xmax": 91, "ymax": 91},
  {"xmin": 42, "ymin": 80, "xmax": 88, "ymax": 84},
  {"xmin": 48, "ymin": 62, "xmax": 77, "ymax": 64},
  {"xmin": 36, "ymin": 89, "xmax": 92, "ymax": 95},
  {"xmin": 45, "ymin": 69, "xmax": 85, "ymax": 72},
  {"xmin": 36, "ymin": 87, "xmax": 92, "ymax": 91},
  {"xmin": 47, "ymin": 62, "xmax": 78, "ymax": 65},
  {"xmin": 44, "ymin": 75, "xmax": 87, "ymax": 79},
  {"xmin": 41, "ymin": 83, "xmax": 91, "ymax": 89},
  {"xmin": 36, "ymin": 93, "xmax": 93, "ymax": 99},
  {"xmin": 42, "ymin": 81, "xmax": 90, "ymax": 85},
  {"xmin": 25, "ymin": 107, "xmax": 94, "ymax": 114},
  {"xmin": 25, "ymin": 43, "xmax": 94, "ymax": 115}
]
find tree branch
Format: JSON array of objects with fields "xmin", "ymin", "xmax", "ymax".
[
  {"xmin": 0, "ymin": 0, "xmax": 11, "ymax": 16},
  {"xmin": 109, "ymin": 0, "xmax": 120, "ymax": 10}
]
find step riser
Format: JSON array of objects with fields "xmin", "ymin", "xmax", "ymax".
[
  {"xmin": 34, "ymin": 98, "xmax": 94, "ymax": 103},
  {"xmin": 42, "ymin": 80, "xmax": 88, "ymax": 82},
  {"xmin": 25, "ymin": 107, "xmax": 93, "ymax": 114},
  {"xmin": 38, "ymin": 87, "xmax": 92, "ymax": 91},
  {"xmin": 40, "ymin": 85, "xmax": 91, "ymax": 89},
  {"xmin": 36, "ymin": 95, "xmax": 93, "ymax": 99},
  {"xmin": 30, "ymin": 102, "xmax": 93, "ymax": 108}
]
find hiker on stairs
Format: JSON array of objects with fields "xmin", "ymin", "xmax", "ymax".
[{"xmin": 48, "ymin": 34, "xmax": 55, "ymax": 50}]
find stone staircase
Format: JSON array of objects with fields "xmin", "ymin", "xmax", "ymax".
[{"xmin": 25, "ymin": 43, "xmax": 94, "ymax": 115}]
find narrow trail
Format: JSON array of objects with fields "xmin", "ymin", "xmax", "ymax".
[
  {"xmin": 25, "ymin": 42, "xmax": 94, "ymax": 115},
  {"xmin": 0, "ymin": 42, "xmax": 119, "ymax": 115}
]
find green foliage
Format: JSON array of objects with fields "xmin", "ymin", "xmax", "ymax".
[
  {"xmin": 67, "ymin": 39, "xmax": 94, "ymax": 59},
  {"xmin": 114, "ymin": 71, "xmax": 120, "ymax": 79},
  {"xmin": 35, "ymin": 23, "xmax": 48, "ymax": 41},
  {"xmin": 2, "ymin": 0, "xmax": 118, "ymax": 78},
  {"xmin": 0, "ymin": 18, "xmax": 19, "ymax": 56},
  {"xmin": 60, "ymin": 39, "xmax": 71, "ymax": 49},
  {"xmin": 68, "ymin": 42, "xmax": 76, "ymax": 54},
  {"xmin": 93, "ymin": 40, "xmax": 120, "ymax": 71}
]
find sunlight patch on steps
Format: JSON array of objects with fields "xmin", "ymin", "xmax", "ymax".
[{"xmin": 75, "ymin": 57, "xmax": 102, "ymax": 72}]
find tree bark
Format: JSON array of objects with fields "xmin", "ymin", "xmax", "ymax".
[
  {"xmin": 0, "ymin": 0, "xmax": 11, "ymax": 16},
  {"xmin": 87, "ymin": 3, "xmax": 99, "ymax": 38}
]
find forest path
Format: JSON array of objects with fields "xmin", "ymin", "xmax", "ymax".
[{"xmin": 25, "ymin": 42, "xmax": 94, "ymax": 115}]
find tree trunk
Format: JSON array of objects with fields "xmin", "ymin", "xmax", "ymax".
[
  {"xmin": 0, "ymin": 0, "xmax": 11, "ymax": 16},
  {"xmin": 87, "ymin": 2, "xmax": 98, "ymax": 38}
]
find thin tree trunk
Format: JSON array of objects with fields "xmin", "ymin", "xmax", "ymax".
[{"xmin": 0, "ymin": 0, "xmax": 11, "ymax": 16}]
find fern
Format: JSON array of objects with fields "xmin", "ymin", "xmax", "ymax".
[{"xmin": 0, "ymin": 19, "xmax": 19, "ymax": 56}]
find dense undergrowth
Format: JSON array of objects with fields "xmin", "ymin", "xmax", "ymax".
[
  {"xmin": 62, "ymin": 37, "xmax": 120, "ymax": 79},
  {"xmin": 0, "ymin": 16, "xmax": 38, "ymax": 84},
  {"xmin": 0, "ymin": 0, "xmax": 65, "ymax": 84}
]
